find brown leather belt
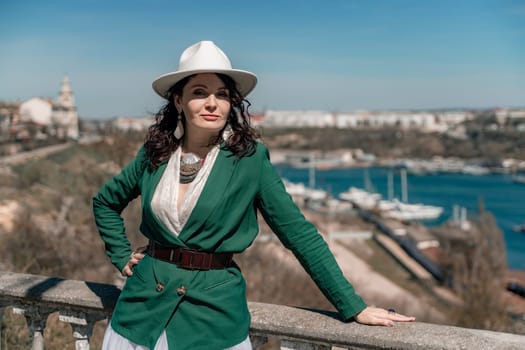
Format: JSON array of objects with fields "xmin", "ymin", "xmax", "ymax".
[{"xmin": 147, "ymin": 243, "xmax": 233, "ymax": 270}]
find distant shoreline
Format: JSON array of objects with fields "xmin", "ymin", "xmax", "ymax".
[{"xmin": 268, "ymin": 147, "xmax": 525, "ymax": 175}]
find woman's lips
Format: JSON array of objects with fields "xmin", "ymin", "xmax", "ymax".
[{"xmin": 202, "ymin": 114, "xmax": 220, "ymax": 121}]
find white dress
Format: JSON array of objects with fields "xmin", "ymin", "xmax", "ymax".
[
  {"xmin": 102, "ymin": 323, "xmax": 252, "ymax": 350},
  {"xmin": 102, "ymin": 145, "xmax": 252, "ymax": 350}
]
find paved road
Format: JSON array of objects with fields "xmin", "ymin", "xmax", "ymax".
[{"xmin": 0, "ymin": 143, "xmax": 73, "ymax": 165}]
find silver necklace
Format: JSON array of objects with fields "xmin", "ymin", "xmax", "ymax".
[{"xmin": 180, "ymin": 152, "xmax": 203, "ymax": 184}]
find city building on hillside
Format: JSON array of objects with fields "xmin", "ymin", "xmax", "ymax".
[
  {"xmin": 263, "ymin": 110, "xmax": 335, "ymax": 128},
  {"xmin": 111, "ymin": 116, "xmax": 155, "ymax": 131},
  {"xmin": 434, "ymin": 111, "xmax": 474, "ymax": 130},
  {"xmin": 260, "ymin": 109, "xmax": 474, "ymax": 133},
  {"xmin": 495, "ymin": 108, "xmax": 525, "ymax": 120},
  {"xmin": 249, "ymin": 113, "xmax": 265, "ymax": 126},
  {"xmin": 0, "ymin": 102, "xmax": 21, "ymax": 124},
  {"xmin": 495, "ymin": 108, "xmax": 525, "ymax": 129},
  {"xmin": 0, "ymin": 76, "xmax": 79, "ymax": 141},
  {"xmin": 19, "ymin": 97, "xmax": 53, "ymax": 125},
  {"xmin": 0, "ymin": 102, "xmax": 21, "ymax": 143},
  {"xmin": 336, "ymin": 110, "xmax": 439, "ymax": 131}
]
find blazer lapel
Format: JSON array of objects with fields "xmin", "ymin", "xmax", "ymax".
[
  {"xmin": 178, "ymin": 146, "xmax": 236, "ymax": 241},
  {"xmin": 142, "ymin": 161, "xmax": 167, "ymax": 207}
]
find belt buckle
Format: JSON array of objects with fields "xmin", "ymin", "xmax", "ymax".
[
  {"xmin": 188, "ymin": 251, "xmax": 212, "ymax": 270},
  {"xmin": 169, "ymin": 248, "xmax": 178, "ymax": 262}
]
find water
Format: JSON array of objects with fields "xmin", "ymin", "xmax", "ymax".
[{"xmin": 275, "ymin": 165, "xmax": 525, "ymax": 270}]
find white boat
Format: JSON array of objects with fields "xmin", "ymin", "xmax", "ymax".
[
  {"xmin": 339, "ymin": 169, "xmax": 444, "ymax": 221},
  {"xmin": 338, "ymin": 187, "xmax": 381, "ymax": 210},
  {"xmin": 462, "ymin": 164, "xmax": 490, "ymax": 175},
  {"xmin": 512, "ymin": 224, "xmax": 525, "ymax": 233},
  {"xmin": 283, "ymin": 179, "xmax": 328, "ymax": 201},
  {"xmin": 283, "ymin": 179, "xmax": 306, "ymax": 196},
  {"xmin": 512, "ymin": 175, "xmax": 525, "ymax": 184},
  {"xmin": 377, "ymin": 199, "xmax": 397, "ymax": 211},
  {"xmin": 339, "ymin": 187, "xmax": 444, "ymax": 220},
  {"xmin": 381, "ymin": 199, "xmax": 443, "ymax": 221},
  {"xmin": 304, "ymin": 188, "xmax": 329, "ymax": 201},
  {"xmin": 380, "ymin": 169, "xmax": 443, "ymax": 221}
]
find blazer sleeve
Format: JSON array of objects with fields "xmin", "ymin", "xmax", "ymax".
[
  {"xmin": 92, "ymin": 146, "xmax": 148, "ymax": 272},
  {"xmin": 255, "ymin": 145, "xmax": 367, "ymax": 320}
]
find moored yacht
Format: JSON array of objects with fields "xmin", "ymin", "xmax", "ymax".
[
  {"xmin": 338, "ymin": 187, "xmax": 381, "ymax": 210},
  {"xmin": 380, "ymin": 198, "xmax": 443, "ymax": 221}
]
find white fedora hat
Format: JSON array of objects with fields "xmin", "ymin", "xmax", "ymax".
[{"xmin": 152, "ymin": 40, "xmax": 257, "ymax": 99}]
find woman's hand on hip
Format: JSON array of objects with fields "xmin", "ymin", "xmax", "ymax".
[
  {"xmin": 354, "ymin": 306, "xmax": 416, "ymax": 326},
  {"xmin": 121, "ymin": 246, "xmax": 147, "ymax": 277}
]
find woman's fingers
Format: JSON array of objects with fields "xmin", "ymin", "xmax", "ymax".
[
  {"xmin": 355, "ymin": 307, "xmax": 415, "ymax": 326},
  {"xmin": 129, "ymin": 246, "xmax": 147, "ymax": 264},
  {"xmin": 388, "ymin": 312, "xmax": 416, "ymax": 322},
  {"xmin": 383, "ymin": 308, "xmax": 416, "ymax": 322},
  {"xmin": 121, "ymin": 247, "xmax": 148, "ymax": 277},
  {"xmin": 121, "ymin": 264, "xmax": 133, "ymax": 277},
  {"xmin": 369, "ymin": 314, "xmax": 394, "ymax": 327},
  {"xmin": 122, "ymin": 258, "xmax": 140, "ymax": 277},
  {"xmin": 129, "ymin": 253, "xmax": 145, "ymax": 264}
]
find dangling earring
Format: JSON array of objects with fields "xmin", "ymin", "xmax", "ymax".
[
  {"xmin": 222, "ymin": 124, "xmax": 232, "ymax": 141},
  {"xmin": 174, "ymin": 114, "xmax": 184, "ymax": 140}
]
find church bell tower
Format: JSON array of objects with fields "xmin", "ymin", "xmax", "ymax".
[{"xmin": 52, "ymin": 75, "xmax": 79, "ymax": 139}]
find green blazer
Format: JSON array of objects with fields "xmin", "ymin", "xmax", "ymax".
[{"xmin": 93, "ymin": 142, "xmax": 366, "ymax": 350}]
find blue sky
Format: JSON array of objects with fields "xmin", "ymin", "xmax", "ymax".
[{"xmin": 1, "ymin": 0, "xmax": 524, "ymax": 119}]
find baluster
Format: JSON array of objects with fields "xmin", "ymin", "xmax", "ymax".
[
  {"xmin": 281, "ymin": 339, "xmax": 331, "ymax": 350},
  {"xmin": 250, "ymin": 334, "xmax": 268, "ymax": 349},
  {"xmin": 12, "ymin": 306, "xmax": 50, "ymax": 350},
  {"xmin": 59, "ymin": 310, "xmax": 104, "ymax": 350}
]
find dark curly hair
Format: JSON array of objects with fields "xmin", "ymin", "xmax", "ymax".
[{"xmin": 144, "ymin": 73, "xmax": 259, "ymax": 170}]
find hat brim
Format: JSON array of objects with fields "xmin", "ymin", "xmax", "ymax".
[{"xmin": 152, "ymin": 69, "xmax": 257, "ymax": 99}]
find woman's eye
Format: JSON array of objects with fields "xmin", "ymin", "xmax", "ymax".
[
  {"xmin": 193, "ymin": 89, "xmax": 207, "ymax": 96},
  {"xmin": 217, "ymin": 90, "xmax": 229, "ymax": 98}
]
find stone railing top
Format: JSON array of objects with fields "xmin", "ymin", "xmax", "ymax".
[
  {"xmin": 1, "ymin": 271, "xmax": 524, "ymax": 349},
  {"xmin": 0, "ymin": 271, "xmax": 119, "ymax": 314},
  {"xmin": 249, "ymin": 302, "xmax": 525, "ymax": 350}
]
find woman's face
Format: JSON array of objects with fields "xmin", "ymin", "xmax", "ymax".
[{"xmin": 174, "ymin": 73, "xmax": 231, "ymax": 137}]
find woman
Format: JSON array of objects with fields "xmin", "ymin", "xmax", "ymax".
[{"xmin": 93, "ymin": 40, "xmax": 415, "ymax": 350}]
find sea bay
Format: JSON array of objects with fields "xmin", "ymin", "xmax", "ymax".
[{"xmin": 275, "ymin": 165, "xmax": 525, "ymax": 270}]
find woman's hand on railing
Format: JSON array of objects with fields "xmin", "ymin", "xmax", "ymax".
[
  {"xmin": 121, "ymin": 246, "xmax": 147, "ymax": 277},
  {"xmin": 354, "ymin": 306, "xmax": 416, "ymax": 327}
]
